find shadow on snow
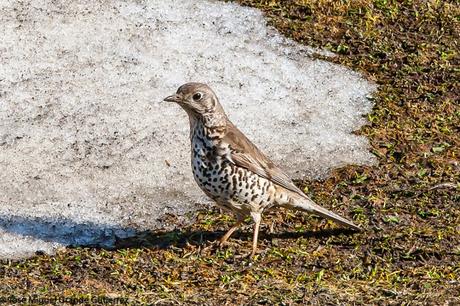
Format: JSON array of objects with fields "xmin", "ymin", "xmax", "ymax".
[{"xmin": 0, "ymin": 214, "xmax": 358, "ymax": 253}]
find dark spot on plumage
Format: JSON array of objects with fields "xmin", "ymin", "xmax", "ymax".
[
  {"xmin": 244, "ymin": 192, "xmax": 249, "ymax": 197},
  {"xmin": 204, "ymin": 143, "xmax": 212, "ymax": 151},
  {"xmin": 213, "ymin": 178, "xmax": 217, "ymax": 182},
  {"xmin": 251, "ymin": 195, "xmax": 258, "ymax": 201},
  {"xmin": 205, "ymin": 150, "xmax": 215, "ymax": 161}
]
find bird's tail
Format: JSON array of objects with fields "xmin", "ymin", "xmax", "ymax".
[{"xmin": 284, "ymin": 194, "xmax": 361, "ymax": 231}]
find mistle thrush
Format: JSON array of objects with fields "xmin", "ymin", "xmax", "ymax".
[{"xmin": 164, "ymin": 82, "xmax": 360, "ymax": 256}]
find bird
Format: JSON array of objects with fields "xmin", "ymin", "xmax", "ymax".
[{"xmin": 163, "ymin": 82, "xmax": 361, "ymax": 256}]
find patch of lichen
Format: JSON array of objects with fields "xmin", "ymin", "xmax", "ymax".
[{"xmin": 0, "ymin": 0, "xmax": 458, "ymax": 304}]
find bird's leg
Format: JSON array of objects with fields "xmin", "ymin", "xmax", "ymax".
[
  {"xmin": 219, "ymin": 217, "xmax": 244, "ymax": 245},
  {"xmin": 250, "ymin": 212, "xmax": 262, "ymax": 257}
]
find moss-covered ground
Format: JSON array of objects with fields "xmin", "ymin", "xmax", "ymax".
[{"xmin": 1, "ymin": 0, "xmax": 458, "ymax": 304}]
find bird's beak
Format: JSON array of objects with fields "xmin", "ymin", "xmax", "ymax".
[{"xmin": 163, "ymin": 94, "xmax": 182, "ymax": 103}]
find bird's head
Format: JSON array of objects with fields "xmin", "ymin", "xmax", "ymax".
[{"xmin": 163, "ymin": 83, "xmax": 226, "ymax": 122}]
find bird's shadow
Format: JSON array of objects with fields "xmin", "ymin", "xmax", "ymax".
[
  {"xmin": 113, "ymin": 227, "xmax": 358, "ymax": 250},
  {"xmin": 0, "ymin": 214, "xmax": 358, "ymax": 256}
]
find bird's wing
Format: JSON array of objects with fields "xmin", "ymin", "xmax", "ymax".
[
  {"xmin": 223, "ymin": 121, "xmax": 361, "ymax": 231},
  {"xmin": 223, "ymin": 121, "xmax": 306, "ymax": 197}
]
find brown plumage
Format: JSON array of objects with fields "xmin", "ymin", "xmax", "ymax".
[{"xmin": 164, "ymin": 82, "xmax": 360, "ymax": 256}]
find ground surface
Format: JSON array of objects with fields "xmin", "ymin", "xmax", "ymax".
[{"xmin": 0, "ymin": 0, "xmax": 459, "ymax": 305}]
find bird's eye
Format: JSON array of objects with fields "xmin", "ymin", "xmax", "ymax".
[{"xmin": 192, "ymin": 92, "xmax": 203, "ymax": 101}]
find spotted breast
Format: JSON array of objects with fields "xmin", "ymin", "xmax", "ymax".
[{"xmin": 190, "ymin": 121, "xmax": 276, "ymax": 217}]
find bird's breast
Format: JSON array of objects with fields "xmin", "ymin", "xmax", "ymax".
[
  {"xmin": 189, "ymin": 125, "xmax": 275, "ymax": 213},
  {"xmin": 191, "ymin": 135, "xmax": 228, "ymax": 197}
]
